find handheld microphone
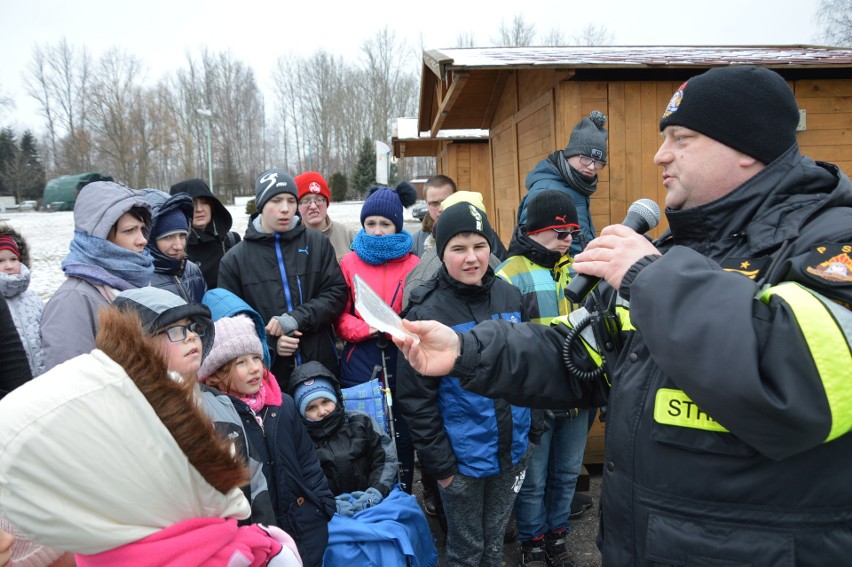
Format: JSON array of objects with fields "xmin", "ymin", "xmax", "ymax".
[{"xmin": 565, "ymin": 198, "xmax": 661, "ymax": 303}]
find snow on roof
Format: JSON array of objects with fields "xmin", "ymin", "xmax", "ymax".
[{"xmin": 424, "ymin": 45, "xmax": 852, "ymax": 72}]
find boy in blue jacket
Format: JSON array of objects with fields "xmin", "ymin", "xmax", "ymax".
[{"xmin": 398, "ymin": 202, "xmax": 531, "ymax": 567}]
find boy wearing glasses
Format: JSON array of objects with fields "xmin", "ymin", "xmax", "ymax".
[
  {"xmin": 295, "ymin": 171, "xmax": 356, "ymax": 262},
  {"xmin": 517, "ymin": 110, "xmax": 608, "ymax": 257},
  {"xmin": 411, "ymin": 174, "xmax": 457, "ymax": 257},
  {"xmin": 496, "ymin": 190, "xmax": 588, "ymax": 567}
]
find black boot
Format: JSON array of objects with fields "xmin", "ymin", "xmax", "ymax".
[
  {"xmin": 519, "ymin": 538, "xmax": 547, "ymax": 567},
  {"xmin": 419, "ymin": 466, "xmax": 439, "ymax": 517},
  {"xmin": 422, "ymin": 481, "xmax": 439, "ymax": 517},
  {"xmin": 544, "ymin": 529, "xmax": 575, "ymax": 567},
  {"xmin": 569, "ymin": 492, "xmax": 593, "ymax": 519}
]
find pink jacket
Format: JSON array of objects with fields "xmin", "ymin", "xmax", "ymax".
[
  {"xmin": 75, "ymin": 517, "xmax": 301, "ymax": 567},
  {"xmin": 334, "ymin": 251, "xmax": 419, "ymax": 343}
]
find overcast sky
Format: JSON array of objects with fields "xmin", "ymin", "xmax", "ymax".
[{"xmin": 1, "ymin": 0, "xmax": 825, "ymax": 133}]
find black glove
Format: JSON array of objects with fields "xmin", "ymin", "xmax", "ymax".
[{"xmin": 529, "ymin": 409, "xmax": 553, "ymax": 444}]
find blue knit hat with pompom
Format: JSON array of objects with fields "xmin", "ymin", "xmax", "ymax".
[{"xmin": 360, "ymin": 180, "xmax": 418, "ymax": 233}]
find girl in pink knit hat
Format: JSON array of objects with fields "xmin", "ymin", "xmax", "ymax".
[
  {"xmin": 199, "ymin": 315, "xmax": 335, "ymax": 567},
  {"xmin": 199, "ymin": 315, "xmax": 283, "ymax": 416}
]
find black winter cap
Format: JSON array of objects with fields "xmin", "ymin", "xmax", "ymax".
[
  {"xmin": 659, "ymin": 66, "xmax": 800, "ymax": 165},
  {"xmin": 526, "ymin": 190, "xmax": 579, "ymax": 235},
  {"xmin": 434, "ymin": 202, "xmax": 493, "ymax": 260}
]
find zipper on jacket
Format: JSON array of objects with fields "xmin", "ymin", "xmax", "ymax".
[
  {"xmin": 274, "ymin": 233, "xmax": 301, "ymax": 365},
  {"xmin": 173, "ymin": 275, "xmax": 190, "ymax": 302}
]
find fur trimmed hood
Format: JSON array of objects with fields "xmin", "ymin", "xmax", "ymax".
[{"xmin": 0, "ymin": 306, "xmax": 249, "ymax": 554}]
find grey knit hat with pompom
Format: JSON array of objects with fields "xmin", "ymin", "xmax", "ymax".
[{"xmin": 564, "ymin": 111, "xmax": 608, "ymax": 163}]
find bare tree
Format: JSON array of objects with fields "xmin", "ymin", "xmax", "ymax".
[
  {"xmin": 0, "ymin": 86, "xmax": 13, "ymax": 120},
  {"xmin": 173, "ymin": 55, "xmax": 214, "ymax": 182},
  {"xmin": 271, "ymin": 51, "xmax": 306, "ymax": 173},
  {"xmin": 540, "ymin": 28, "xmax": 568, "ymax": 46},
  {"xmin": 204, "ymin": 50, "xmax": 265, "ymax": 196},
  {"xmin": 291, "ymin": 51, "xmax": 344, "ymax": 174},
  {"xmin": 23, "ymin": 38, "xmax": 92, "ymax": 174},
  {"xmin": 455, "ymin": 32, "xmax": 477, "ymax": 48},
  {"xmin": 168, "ymin": 50, "xmax": 265, "ymax": 197},
  {"xmin": 816, "ymin": 0, "xmax": 852, "ymax": 45},
  {"xmin": 86, "ymin": 47, "xmax": 155, "ymax": 187},
  {"xmin": 494, "ymin": 15, "xmax": 536, "ymax": 47},
  {"xmin": 360, "ymin": 27, "xmax": 420, "ymax": 142},
  {"xmin": 571, "ymin": 24, "xmax": 615, "ymax": 46},
  {"xmin": 332, "ymin": 66, "xmax": 372, "ymax": 178}
]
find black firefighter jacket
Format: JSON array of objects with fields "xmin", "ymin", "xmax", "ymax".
[{"xmin": 450, "ymin": 146, "xmax": 852, "ymax": 566}]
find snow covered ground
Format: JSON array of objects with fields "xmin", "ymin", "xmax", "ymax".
[{"xmin": 1, "ymin": 201, "xmax": 423, "ymax": 301}]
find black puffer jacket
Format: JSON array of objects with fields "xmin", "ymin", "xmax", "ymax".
[
  {"xmin": 169, "ymin": 178, "xmax": 239, "ymax": 288},
  {"xmin": 218, "ymin": 215, "xmax": 348, "ymax": 387},
  {"xmin": 451, "ymin": 147, "xmax": 852, "ymax": 566},
  {"xmin": 288, "ymin": 361, "xmax": 399, "ymax": 497}
]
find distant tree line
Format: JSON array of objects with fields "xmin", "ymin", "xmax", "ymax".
[
  {"xmin": 11, "ymin": 28, "xmax": 423, "ymax": 201},
  {"xmin": 0, "ymin": 15, "xmax": 627, "ymax": 202}
]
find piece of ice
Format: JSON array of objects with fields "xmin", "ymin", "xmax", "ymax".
[{"xmin": 354, "ymin": 274, "xmax": 419, "ymax": 343}]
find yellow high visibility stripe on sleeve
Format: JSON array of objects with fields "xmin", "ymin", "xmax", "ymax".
[{"xmin": 760, "ymin": 282, "xmax": 852, "ymax": 443}]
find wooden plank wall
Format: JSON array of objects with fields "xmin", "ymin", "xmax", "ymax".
[
  {"xmin": 794, "ymin": 80, "xmax": 852, "ymax": 173},
  {"xmin": 490, "ymin": 118, "xmax": 520, "ymax": 241},
  {"xmin": 477, "ymin": 73, "xmax": 852, "ymax": 246},
  {"xmin": 605, "ymin": 81, "xmax": 682, "ymax": 239}
]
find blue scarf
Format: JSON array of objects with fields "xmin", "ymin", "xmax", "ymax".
[
  {"xmin": 351, "ymin": 230, "xmax": 413, "ymax": 266},
  {"xmin": 61, "ymin": 230, "xmax": 154, "ymax": 290}
]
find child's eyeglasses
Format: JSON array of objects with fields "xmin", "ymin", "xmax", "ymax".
[
  {"xmin": 159, "ymin": 321, "xmax": 206, "ymax": 342},
  {"xmin": 552, "ymin": 228, "xmax": 581, "ymax": 241}
]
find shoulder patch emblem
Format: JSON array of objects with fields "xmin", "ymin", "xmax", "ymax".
[{"xmin": 804, "ymin": 244, "xmax": 852, "ymax": 284}]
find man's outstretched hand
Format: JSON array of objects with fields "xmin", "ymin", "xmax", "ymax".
[{"xmin": 392, "ymin": 319, "xmax": 460, "ymax": 377}]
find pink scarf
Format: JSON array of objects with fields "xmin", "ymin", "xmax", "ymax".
[
  {"xmin": 75, "ymin": 517, "xmax": 301, "ymax": 567},
  {"xmin": 237, "ymin": 368, "xmax": 283, "ymax": 416}
]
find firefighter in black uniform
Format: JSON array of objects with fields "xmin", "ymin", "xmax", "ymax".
[{"xmin": 394, "ymin": 66, "xmax": 852, "ymax": 566}]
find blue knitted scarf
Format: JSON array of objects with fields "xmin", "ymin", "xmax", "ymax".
[
  {"xmin": 351, "ymin": 229, "xmax": 413, "ymax": 266},
  {"xmin": 61, "ymin": 230, "xmax": 155, "ymax": 290}
]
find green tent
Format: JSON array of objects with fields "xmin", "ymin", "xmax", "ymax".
[{"xmin": 43, "ymin": 172, "xmax": 113, "ymax": 211}]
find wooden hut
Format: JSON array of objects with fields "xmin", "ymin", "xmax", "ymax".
[
  {"xmin": 393, "ymin": 45, "xmax": 852, "ymax": 466},
  {"xmin": 393, "ymin": 45, "xmax": 852, "ymax": 243}
]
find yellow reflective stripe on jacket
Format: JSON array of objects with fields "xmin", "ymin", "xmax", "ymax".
[
  {"xmin": 552, "ymin": 314, "xmax": 603, "ymax": 368},
  {"xmin": 654, "ymin": 388, "xmax": 729, "ymax": 432},
  {"xmin": 760, "ymin": 282, "xmax": 852, "ymax": 443},
  {"xmin": 617, "ymin": 305, "xmax": 635, "ymax": 332}
]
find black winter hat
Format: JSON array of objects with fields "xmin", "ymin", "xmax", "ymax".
[
  {"xmin": 434, "ymin": 202, "xmax": 493, "ymax": 260},
  {"xmin": 659, "ymin": 66, "xmax": 800, "ymax": 165},
  {"xmin": 525, "ymin": 190, "xmax": 579, "ymax": 235},
  {"xmin": 254, "ymin": 168, "xmax": 298, "ymax": 212},
  {"xmin": 565, "ymin": 111, "xmax": 608, "ymax": 163}
]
